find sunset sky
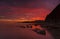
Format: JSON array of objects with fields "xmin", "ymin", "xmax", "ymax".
[{"xmin": 0, "ymin": 0, "xmax": 60, "ymax": 21}]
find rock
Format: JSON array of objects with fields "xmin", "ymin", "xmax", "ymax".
[{"xmin": 32, "ymin": 28, "xmax": 46, "ymax": 35}]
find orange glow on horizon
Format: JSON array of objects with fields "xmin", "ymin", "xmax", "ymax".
[
  {"xmin": 0, "ymin": 16, "xmax": 45, "ymax": 22},
  {"xmin": 0, "ymin": 19, "xmax": 34, "ymax": 22},
  {"xmin": 31, "ymin": 17, "xmax": 44, "ymax": 20}
]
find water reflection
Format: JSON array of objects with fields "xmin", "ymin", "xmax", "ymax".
[{"xmin": 0, "ymin": 22, "xmax": 54, "ymax": 39}]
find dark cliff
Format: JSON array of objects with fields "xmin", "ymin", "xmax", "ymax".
[
  {"xmin": 45, "ymin": 4, "xmax": 60, "ymax": 39},
  {"xmin": 45, "ymin": 4, "xmax": 60, "ymax": 24}
]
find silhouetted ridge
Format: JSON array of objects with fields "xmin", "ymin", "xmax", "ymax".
[
  {"xmin": 45, "ymin": 4, "xmax": 60, "ymax": 23},
  {"xmin": 44, "ymin": 4, "xmax": 60, "ymax": 39}
]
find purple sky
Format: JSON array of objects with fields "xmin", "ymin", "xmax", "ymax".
[{"xmin": 0, "ymin": 0, "xmax": 60, "ymax": 20}]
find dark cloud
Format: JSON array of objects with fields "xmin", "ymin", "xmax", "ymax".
[
  {"xmin": 0, "ymin": 0, "xmax": 42, "ymax": 8},
  {"xmin": 0, "ymin": 0, "xmax": 59, "ymax": 9}
]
